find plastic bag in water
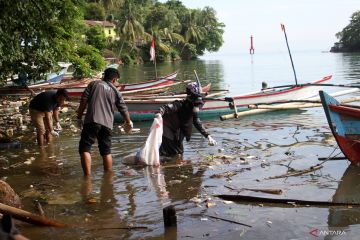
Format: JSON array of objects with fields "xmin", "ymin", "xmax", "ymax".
[{"xmin": 123, "ymin": 115, "xmax": 163, "ymax": 166}]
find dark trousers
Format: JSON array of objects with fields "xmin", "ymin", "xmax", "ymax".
[{"xmin": 159, "ymin": 136, "xmax": 184, "ymax": 157}]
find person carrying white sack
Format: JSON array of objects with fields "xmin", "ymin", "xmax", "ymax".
[
  {"xmin": 123, "ymin": 114, "xmax": 163, "ymax": 166},
  {"xmin": 156, "ymin": 82, "xmax": 217, "ymax": 158},
  {"xmin": 123, "ymin": 82, "xmax": 216, "ymax": 166}
]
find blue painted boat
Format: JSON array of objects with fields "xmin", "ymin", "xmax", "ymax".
[{"xmin": 319, "ymin": 90, "xmax": 360, "ymax": 165}]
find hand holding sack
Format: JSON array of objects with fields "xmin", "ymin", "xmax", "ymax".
[
  {"xmin": 207, "ymin": 135, "xmax": 217, "ymax": 146},
  {"xmin": 54, "ymin": 121, "xmax": 62, "ymax": 131},
  {"xmin": 50, "ymin": 130, "xmax": 59, "ymax": 137},
  {"xmin": 122, "ymin": 120, "xmax": 133, "ymax": 134}
]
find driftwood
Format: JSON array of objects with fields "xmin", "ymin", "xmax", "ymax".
[
  {"xmin": 90, "ymin": 226, "xmax": 148, "ymax": 231},
  {"xmin": 318, "ymin": 156, "xmax": 347, "ymax": 161},
  {"xmin": 215, "ymin": 194, "xmax": 360, "ymax": 207},
  {"xmin": 225, "ymin": 185, "xmax": 283, "ymax": 195},
  {"xmin": 0, "ymin": 203, "xmax": 67, "ymax": 227},
  {"xmin": 266, "ymin": 164, "xmax": 323, "ymax": 180},
  {"xmin": 204, "ymin": 214, "xmax": 252, "ymax": 228},
  {"xmin": 210, "ymin": 168, "xmax": 251, "ymax": 179}
]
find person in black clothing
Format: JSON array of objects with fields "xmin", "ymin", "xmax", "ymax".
[
  {"xmin": 29, "ymin": 89, "xmax": 68, "ymax": 146},
  {"xmin": 156, "ymin": 82, "xmax": 217, "ymax": 157}
]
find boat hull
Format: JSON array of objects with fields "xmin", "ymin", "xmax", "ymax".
[
  {"xmin": 0, "ymin": 71, "xmax": 178, "ymax": 97},
  {"xmin": 116, "ymin": 75, "xmax": 333, "ymax": 122},
  {"xmin": 319, "ymin": 90, "xmax": 360, "ymax": 165}
]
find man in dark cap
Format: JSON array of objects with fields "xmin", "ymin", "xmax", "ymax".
[
  {"xmin": 156, "ymin": 82, "xmax": 217, "ymax": 157},
  {"xmin": 29, "ymin": 89, "xmax": 69, "ymax": 146},
  {"xmin": 77, "ymin": 68, "xmax": 133, "ymax": 176}
]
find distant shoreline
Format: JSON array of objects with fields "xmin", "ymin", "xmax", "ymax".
[{"xmin": 330, "ymin": 44, "xmax": 360, "ymax": 53}]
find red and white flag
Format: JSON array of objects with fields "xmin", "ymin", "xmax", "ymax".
[
  {"xmin": 150, "ymin": 39, "xmax": 156, "ymax": 61},
  {"xmin": 281, "ymin": 23, "xmax": 285, "ymax": 32}
]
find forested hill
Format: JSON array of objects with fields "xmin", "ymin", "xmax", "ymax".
[
  {"xmin": 0, "ymin": 0, "xmax": 225, "ymax": 83},
  {"xmin": 331, "ymin": 10, "xmax": 360, "ymax": 52}
]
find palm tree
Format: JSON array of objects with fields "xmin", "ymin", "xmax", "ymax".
[
  {"xmin": 117, "ymin": 0, "xmax": 148, "ymax": 54},
  {"xmin": 150, "ymin": 26, "xmax": 184, "ymax": 54},
  {"xmin": 144, "ymin": 5, "xmax": 184, "ymax": 58},
  {"xmin": 182, "ymin": 9, "xmax": 205, "ymax": 44},
  {"xmin": 200, "ymin": 7, "xmax": 218, "ymax": 29}
]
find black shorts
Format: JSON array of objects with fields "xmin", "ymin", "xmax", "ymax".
[{"xmin": 79, "ymin": 123, "xmax": 112, "ymax": 156}]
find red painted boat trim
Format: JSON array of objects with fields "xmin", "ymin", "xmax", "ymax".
[
  {"xmin": 0, "ymin": 72, "xmax": 178, "ymax": 96},
  {"xmin": 334, "ymin": 134, "xmax": 360, "ymax": 165},
  {"xmin": 329, "ymin": 104, "xmax": 360, "ymax": 119}
]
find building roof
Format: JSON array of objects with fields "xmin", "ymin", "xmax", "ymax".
[{"xmin": 84, "ymin": 20, "xmax": 115, "ymax": 28}]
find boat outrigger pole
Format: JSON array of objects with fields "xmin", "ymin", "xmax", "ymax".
[
  {"xmin": 193, "ymin": 70, "xmax": 203, "ymax": 94},
  {"xmin": 281, "ymin": 23, "xmax": 298, "ymax": 85}
]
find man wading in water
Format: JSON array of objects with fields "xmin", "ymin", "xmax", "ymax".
[
  {"xmin": 77, "ymin": 68, "xmax": 133, "ymax": 176},
  {"xmin": 29, "ymin": 89, "xmax": 68, "ymax": 146}
]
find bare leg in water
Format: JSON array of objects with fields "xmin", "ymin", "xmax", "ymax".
[
  {"xmin": 80, "ymin": 152, "xmax": 112, "ymax": 176},
  {"xmin": 80, "ymin": 152, "xmax": 92, "ymax": 176}
]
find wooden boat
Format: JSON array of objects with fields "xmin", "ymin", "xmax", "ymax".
[
  {"xmin": 6, "ymin": 67, "xmax": 67, "ymax": 87},
  {"xmin": 116, "ymin": 75, "xmax": 333, "ymax": 122},
  {"xmin": 0, "ymin": 71, "xmax": 178, "ymax": 97},
  {"xmin": 319, "ymin": 90, "xmax": 360, "ymax": 165}
]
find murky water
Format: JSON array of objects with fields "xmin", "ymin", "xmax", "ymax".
[{"xmin": 1, "ymin": 51, "xmax": 360, "ymax": 239}]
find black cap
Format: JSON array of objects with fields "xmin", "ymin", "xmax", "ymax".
[{"xmin": 56, "ymin": 89, "xmax": 69, "ymax": 100}]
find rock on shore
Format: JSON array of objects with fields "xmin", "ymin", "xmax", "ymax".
[{"xmin": 0, "ymin": 180, "xmax": 21, "ymax": 208}]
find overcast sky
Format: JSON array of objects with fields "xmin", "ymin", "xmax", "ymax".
[{"xmin": 160, "ymin": 0, "xmax": 359, "ymax": 55}]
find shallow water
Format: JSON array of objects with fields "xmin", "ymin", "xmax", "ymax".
[{"xmin": 1, "ymin": 51, "xmax": 360, "ymax": 239}]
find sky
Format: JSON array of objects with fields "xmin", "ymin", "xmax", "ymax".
[{"xmin": 159, "ymin": 0, "xmax": 360, "ymax": 55}]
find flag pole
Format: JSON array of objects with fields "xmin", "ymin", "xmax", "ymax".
[
  {"xmin": 281, "ymin": 23, "xmax": 298, "ymax": 85},
  {"xmin": 154, "ymin": 57, "xmax": 158, "ymax": 80}
]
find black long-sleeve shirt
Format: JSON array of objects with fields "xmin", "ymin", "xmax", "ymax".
[{"xmin": 159, "ymin": 99, "xmax": 209, "ymax": 142}]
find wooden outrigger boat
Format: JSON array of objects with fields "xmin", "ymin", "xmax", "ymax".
[
  {"xmin": 116, "ymin": 75, "xmax": 333, "ymax": 122},
  {"xmin": 0, "ymin": 71, "xmax": 178, "ymax": 97},
  {"xmin": 319, "ymin": 90, "xmax": 360, "ymax": 165}
]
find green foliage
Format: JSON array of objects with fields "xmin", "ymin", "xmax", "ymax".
[
  {"xmin": 0, "ymin": 0, "xmax": 83, "ymax": 83},
  {"xmin": 110, "ymin": 0, "xmax": 224, "ymax": 63},
  {"xmin": 335, "ymin": 11, "xmax": 360, "ymax": 51},
  {"xmin": 84, "ymin": 2, "xmax": 105, "ymax": 20},
  {"xmin": 0, "ymin": 0, "xmax": 225, "ymax": 82},
  {"xmin": 75, "ymin": 44, "xmax": 106, "ymax": 77},
  {"xmin": 101, "ymin": 48, "xmax": 116, "ymax": 58},
  {"xmin": 180, "ymin": 43, "xmax": 197, "ymax": 60},
  {"xmin": 69, "ymin": 55, "xmax": 92, "ymax": 79},
  {"xmin": 86, "ymin": 25, "xmax": 107, "ymax": 50}
]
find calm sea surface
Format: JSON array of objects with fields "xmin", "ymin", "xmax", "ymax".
[{"xmin": 1, "ymin": 51, "xmax": 360, "ymax": 239}]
